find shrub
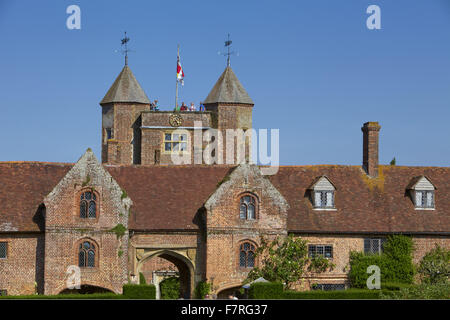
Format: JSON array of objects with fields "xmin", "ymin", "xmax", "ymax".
[
  {"xmin": 195, "ymin": 281, "xmax": 211, "ymax": 299},
  {"xmin": 248, "ymin": 282, "xmax": 283, "ymax": 299},
  {"xmin": 139, "ymin": 272, "xmax": 146, "ymax": 285},
  {"xmin": 417, "ymin": 245, "xmax": 450, "ymax": 285},
  {"xmin": 348, "ymin": 252, "xmax": 387, "ymax": 288},
  {"xmin": 159, "ymin": 277, "xmax": 180, "ymax": 300},
  {"xmin": 348, "ymin": 235, "xmax": 415, "ymax": 288},
  {"xmin": 283, "ymin": 289, "xmax": 381, "ymax": 300},
  {"xmin": 122, "ymin": 284, "xmax": 156, "ymax": 299},
  {"xmin": 248, "ymin": 282, "xmax": 381, "ymax": 299},
  {"xmin": 381, "ymin": 282, "xmax": 450, "ymax": 300},
  {"xmin": 382, "ymin": 235, "xmax": 415, "ymax": 284}
]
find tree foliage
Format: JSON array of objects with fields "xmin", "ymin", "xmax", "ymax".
[
  {"xmin": 246, "ymin": 235, "xmax": 334, "ymax": 289},
  {"xmin": 417, "ymin": 245, "xmax": 450, "ymax": 285},
  {"xmin": 159, "ymin": 277, "xmax": 180, "ymax": 300}
]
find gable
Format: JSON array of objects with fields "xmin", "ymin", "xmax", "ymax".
[
  {"xmin": 43, "ymin": 149, "xmax": 132, "ymax": 228},
  {"xmin": 309, "ymin": 176, "xmax": 336, "ymax": 191},
  {"xmin": 407, "ymin": 176, "xmax": 435, "ymax": 191},
  {"xmin": 205, "ymin": 164, "xmax": 289, "ymax": 212}
]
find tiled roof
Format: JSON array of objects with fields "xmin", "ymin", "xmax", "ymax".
[
  {"xmin": 100, "ymin": 65, "xmax": 150, "ymax": 105},
  {"xmin": 269, "ymin": 165, "xmax": 450, "ymax": 234},
  {"xmin": 0, "ymin": 162, "xmax": 72, "ymax": 232},
  {"xmin": 204, "ymin": 67, "xmax": 254, "ymax": 105},
  {"xmin": 0, "ymin": 162, "xmax": 448, "ymax": 234},
  {"xmin": 106, "ymin": 165, "xmax": 233, "ymax": 231}
]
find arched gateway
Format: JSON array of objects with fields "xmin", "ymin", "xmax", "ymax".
[{"xmin": 134, "ymin": 249, "xmax": 196, "ymax": 299}]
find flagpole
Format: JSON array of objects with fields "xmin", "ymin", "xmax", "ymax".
[{"xmin": 175, "ymin": 44, "xmax": 179, "ymax": 110}]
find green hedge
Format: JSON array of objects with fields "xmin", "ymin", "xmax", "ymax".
[
  {"xmin": 381, "ymin": 283, "xmax": 450, "ymax": 300},
  {"xmin": 348, "ymin": 235, "xmax": 415, "ymax": 288},
  {"xmin": 0, "ymin": 293, "xmax": 121, "ymax": 299},
  {"xmin": 195, "ymin": 281, "xmax": 211, "ymax": 299},
  {"xmin": 159, "ymin": 277, "xmax": 180, "ymax": 299},
  {"xmin": 122, "ymin": 284, "xmax": 156, "ymax": 299},
  {"xmin": 248, "ymin": 282, "xmax": 283, "ymax": 299},
  {"xmin": 283, "ymin": 289, "xmax": 381, "ymax": 299},
  {"xmin": 248, "ymin": 282, "xmax": 384, "ymax": 299}
]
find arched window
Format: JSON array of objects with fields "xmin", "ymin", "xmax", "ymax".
[
  {"xmin": 239, "ymin": 195, "xmax": 256, "ymax": 220},
  {"xmin": 80, "ymin": 191, "xmax": 97, "ymax": 218},
  {"xmin": 239, "ymin": 242, "xmax": 256, "ymax": 269},
  {"xmin": 79, "ymin": 241, "xmax": 96, "ymax": 268}
]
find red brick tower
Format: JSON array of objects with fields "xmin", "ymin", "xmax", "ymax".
[
  {"xmin": 100, "ymin": 65, "xmax": 150, "ymax": 165},
  {"xmin": 203, "ymin": 66, "xmax": 254, "ymax": 164}
]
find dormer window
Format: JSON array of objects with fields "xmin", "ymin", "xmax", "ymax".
[
  {"xmin": 308, "ymin": 176, "xmax": 336, "ymax": 210},
  {"xmin": 314, "ymin": 191, "xmax": 334, "ymax": 208},
  {"xmin": 407, "ymin": 176, "xmax": 436, "ymax": 210},
  {"xmin": 415, "ymin": 190, "xmax": 434, "ymax": 209}
]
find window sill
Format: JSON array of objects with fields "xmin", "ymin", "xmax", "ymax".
[
  {"xmin": 313, "ymin": 208, "xmax": 337, "ymax": 211},
  {"xmin": 414, "ymin": 208, "xmax": 435, "ymax": 211}
]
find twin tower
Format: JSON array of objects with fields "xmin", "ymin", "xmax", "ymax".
[{"xmin": 100, "ymin": 64, "xmax": 254, "ymax": 165}]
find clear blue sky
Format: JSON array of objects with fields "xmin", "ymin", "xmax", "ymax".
[{"xmin": 0, "ymin": 0, "xmax": 449, "ymax": 166}]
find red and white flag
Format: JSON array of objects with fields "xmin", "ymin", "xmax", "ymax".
[{"xmin": 177, "ymin": 54, "xmax": 184, "ymax": 85}]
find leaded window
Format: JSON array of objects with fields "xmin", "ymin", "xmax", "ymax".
[
  {"xmin": 239, "ymin": 242, "xmax": 256, "ymax": 268},
  {"xmin": 308, "ymin": 245, "xmax": 333, "ymax": 258},
  {"xmin": 0, "ymin": 242, "xmax": 7, "ymax": 259},
  {"xmin": 240, "ymin": 196, "xmax": 256, "ymax": 220},
  {"xmin": 164, "ymin": 132, "xmax": 188, "ymax": 153},
  {"xmin": 314, "ymin": 191, "xmax": 334, "ymax": 208},
  {"xmin": 79, "ymin": 241, "xmax": 96, "ymax": 268},
  {"xmin": 364, "ymin": 238, "xmax": 386, "ymax": 254},
  {"xmin": 80, "ymin": 191, "xmax": 97, "ymax": 218},
  {"xmin": 415, "ymin": 191, "xmax": 434, "ymax": 209},
  {"xmin": 312, "ymin": 284, "xmax": 345, "ymax": 291}
]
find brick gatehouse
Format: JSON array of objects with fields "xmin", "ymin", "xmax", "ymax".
[{"xmin": 0, "ymin": 62, "xmax": 449, "ymax": 298}]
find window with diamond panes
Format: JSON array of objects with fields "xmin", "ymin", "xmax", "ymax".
[
  {"xmin": 308, "ymin": 245, "xmax": 333, "ymax": 258},
  {"xmin": 240, "ymin": 195, "xmax": 256, "ymax": 220},
  {"xmin": 239, "ymin": 242, "xmax": 256, "ymax": 268},
  {"xmin": 164, "ymin": 132, "xmax": 188, "ymax": 153},
  {"xmin": 313, "ymin": 284, "xmax": 345, "ymax": 291},
  {"xmin": 0, "ymin": 242, "xmax": 7, "ymax": 259},
  {"xmin": 80, "ymin": 191, "xmax": 97, "ymax": 218},
  {"xmin": 314, "ymin": 191, "xmax": 334, "ymax": 208},
  {"xmin": 79, "ymin": 241, "xmax": 96, "ymax": 268},
  {"xmin": 415, "ymin": 191, "xmax": 434, "ymax": 209},
  {"xmin": 364, "ymin": 238, "xmax": 386, "ymax": 254}
]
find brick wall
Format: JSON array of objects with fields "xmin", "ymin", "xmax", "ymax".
[
  {"xmin": 0, "ymin": 233, "xmax": 44, "ymax": 295},
  {"xmin": 205, "ymin": 165, "xmax": 288, "ymax": 294},
  {"xmin": 43, "ymin": 150, "xmax": 130, "ymax": 295},
  {"xmin": 140, "ymin": 111, "xmax": 211, "ymax": 165}
]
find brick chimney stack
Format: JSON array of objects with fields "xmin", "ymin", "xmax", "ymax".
[{"xmin": 361, "ymin": 122, "xmax": 381, "ymax": 177}]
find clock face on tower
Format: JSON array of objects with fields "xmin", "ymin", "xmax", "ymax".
[{"xmin": 169, "ymin": 114, "xmax": 183, "ymax": 127}]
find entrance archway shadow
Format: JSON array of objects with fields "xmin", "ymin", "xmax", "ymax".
[{"xmin": 137, "ymin": 250, "xmax": 195, "ymax": 299}]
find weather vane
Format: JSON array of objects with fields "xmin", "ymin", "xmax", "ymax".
[
  {"xmin": 218, "ymin": 33, "xmax": 238, "ymax": 67},
  {"xmin": 119, "ymin": 31, "xmax": 131, "ymax": 66}
]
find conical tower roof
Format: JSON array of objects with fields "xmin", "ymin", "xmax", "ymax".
[
  {"xmin": 204, "ymin": 66, "xmax": 253, "ymax": 105},
  {"xmin": 100, "ymin": 65, "xmax": 150, "ymax": 105}
]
